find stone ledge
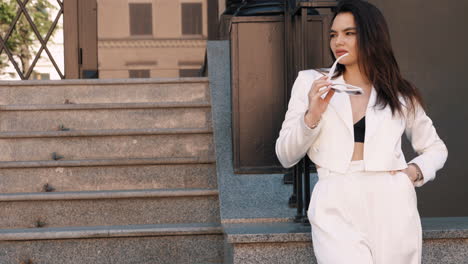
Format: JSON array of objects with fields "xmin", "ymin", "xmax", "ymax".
[
  {"xmin": 224, "ymin": 217, "xmax": 468, "ymax": 244},
  {"xmin": 0, "ymin": 156, "xmax": 216, "ymax": 168},
  {"xmin": 0, "ymin": 223, "xmax": 222, "ymax": 241},
  {"xmin": 0, "ymin": 102, "xmax": 211, "ymax": 111},
  {"xmin": 224, "ymin": 222, "xmax": 311, "ymax": 244},
  {"xmin": 222, "ymin": 217, "xmax": 294, "ymax": 224},
  {"xmin": 0, "ymin": 127, "xmax": 213, "ymax": 138},
  {"xmin": 421, "ymin": 217, "xmax": 468, "ymax": 239},
  {"xmin": 0, "ymin": 77, "xmax": 209, "ymax": 86},
  {"xmin": 0, "ymin": 188, "xmax": 219, "ymax": 201}
]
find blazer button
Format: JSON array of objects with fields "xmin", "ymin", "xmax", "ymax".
[{"xmin": 395, "ymin": 152, "xmax": 401, "ymax": 158}]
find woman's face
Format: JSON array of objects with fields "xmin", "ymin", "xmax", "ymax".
[{"xmin": 330, "ymin": 12, "xmax": 359, "ymax": 66}]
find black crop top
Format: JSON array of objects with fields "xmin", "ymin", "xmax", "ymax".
[{"xmin": 354, "ymin": 116, "xmax": 366, "ymax": 142}]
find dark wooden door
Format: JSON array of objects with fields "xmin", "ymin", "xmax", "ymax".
[
  {"xmin": 230, "ymin": 16, "xmax": 287, "ymax": 174},
  {"xmin": 368, "ymin": 0, "xmax": 468, "ymax": 217}
]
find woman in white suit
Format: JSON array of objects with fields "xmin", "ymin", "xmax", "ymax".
[{"xmin": 275, "ymin": 0, "xmax": 448, "ymax": 263}]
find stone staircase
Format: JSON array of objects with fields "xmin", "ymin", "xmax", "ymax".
[{"xmin": 0, "ymin": 78, "xmax": 223, "ymax": 263}]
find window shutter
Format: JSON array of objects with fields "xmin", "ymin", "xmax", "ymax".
[
  {"xmin": 129, "ymin": 3, "xmax": 153, "ymax": 35},
  {"xmin": 181, "ymin": 3, "xmax": 202, "ymax": 35},
  {"xmin": 179, "ymin": 69, "xmax": 200, "ymax": 77}
]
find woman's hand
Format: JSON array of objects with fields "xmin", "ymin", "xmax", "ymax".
[
  {"xmin": 390, "ymin": 164, "xmax": 420, "ymax": 184},
  {"xmin": 304, "ymin": 75, "xmax": 335, "ymax": 127}
]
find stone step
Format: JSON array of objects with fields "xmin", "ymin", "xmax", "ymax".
[
  {"xmin": 0, "ymin": 127, "xmax": 212, "ymax": 138},
  {"xmin": 0, "ymin": 163, "xmax": 217, "ymax": 193},
  {"xmin": 0, "ymin": 223, "xmax": 223, "ymax": 263},
  {"xmin": 224, "ymin": 218, "xmax": 468, "ymax": 264},
  {"xmin": 0, "ymin": 156, "xmax": 216, "ymax": 168},
  {"xmin": 0, "ymin": 130, "xmax": 213, "ymax": 162},
  {"xmin": 0, "ymin": 78, "xmax": 210, "ymax": 105},
  {"xmin": 0, "ymin": 102, "xmax": 211, "ymax": 132},
  {"xmin": 0, "ymin": 189, "xmax": 220, "ymax": 229}
]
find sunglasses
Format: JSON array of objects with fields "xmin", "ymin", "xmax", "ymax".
[{"xmin": 322, "ymin": 53, "xmax": 364, "ymax": 96}]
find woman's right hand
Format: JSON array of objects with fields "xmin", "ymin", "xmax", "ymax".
[{"xmin": 304, "ymin": 75, "xmax": 335, "ymax": 127}]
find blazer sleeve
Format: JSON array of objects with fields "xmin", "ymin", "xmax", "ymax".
[
  {"xmin": 405, "ymin": 102, "xmax": 448, "ymax": 187},
  {"xmin": 275, "ymin": 71, "xmax": 323, "ymax": 168}
]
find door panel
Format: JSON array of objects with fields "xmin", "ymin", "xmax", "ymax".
[
  {"xmin": 78, "ymin": 0, "xmax": 98, "ymax": 78},
  {"xmin": 369, "ymin": 0, "xmax": 466, "ymax": 217}
]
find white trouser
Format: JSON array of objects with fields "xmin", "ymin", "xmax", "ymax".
[{"xmin": 307, "ymin": 160, "xmax": 422, "ymax": 264}]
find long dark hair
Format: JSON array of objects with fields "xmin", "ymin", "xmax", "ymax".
[{"xmin": 330, "ymin": 0, "xmax": 424, "ymax": 117}]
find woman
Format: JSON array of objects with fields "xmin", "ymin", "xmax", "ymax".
[{"xmin": 275, "ymin": 0, "xmax": 448, "ymax": 263}]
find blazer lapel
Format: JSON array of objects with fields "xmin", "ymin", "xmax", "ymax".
[
  {"xmin": 365, "ymin": 85, "xmax": 390, "ymax": 142},
  {"xmin": 326, "ymin": 75, "xmax": 390, "ymax": 142},
  {"xmin": 327, "ymin": 75, "xmax": 353, "ymax": 136}
]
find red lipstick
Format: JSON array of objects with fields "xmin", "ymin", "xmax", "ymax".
[{"xmin": 336, "ymin": 49, "xmax": 348, "ymax": 56}]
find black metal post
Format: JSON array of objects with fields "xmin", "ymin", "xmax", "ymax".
[
  {"xmin": 303, "ymin": 157, "xmax": 311, "ymax": 223},
  {"xmin": 294, "ymin": 159, "xmax": 304, "ymax": 222}
]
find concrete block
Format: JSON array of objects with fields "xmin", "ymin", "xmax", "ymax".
[{"xmin": 207, "ymin": 41, "xmax": 297, "ymax": 220}]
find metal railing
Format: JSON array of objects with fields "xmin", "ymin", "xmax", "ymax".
[
  {"xmin": 287, "ymin": 156, "xmax": 317, "ymax": 224},
  {"xmin": 284, "ymin": 0, "xmax": 337, "ymax": 225}
]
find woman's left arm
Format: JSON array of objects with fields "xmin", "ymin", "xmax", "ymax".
[{"xmin": 405, "ymin": 102, "xmax": 448, "ymax": 187}]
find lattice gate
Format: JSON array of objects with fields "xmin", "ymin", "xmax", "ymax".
[{"xmin": 0, "ymin": 0, "xmax": 63, "ymax": 80}]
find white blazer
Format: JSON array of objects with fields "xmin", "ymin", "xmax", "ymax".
[{"xmin": 275, "ymin": 69, "xmax": 448, "ymax": 187}]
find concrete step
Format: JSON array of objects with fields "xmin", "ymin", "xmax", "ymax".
[
  {"xmin": 0, "ymin": 102, "xmax": 211, "ymax": 132},
  {"xmin": 0, "ymin": 156, "xmax": 216, "ymax": 168},
  {"xmin": 0, "ymin": 130, "xmax": 213, "ymax": 162},
  {"xmin": 0, "ymin": 223, "xmax": 223, "ymax": 263},
  {"xmin": 0, "ymin": 189, "xmax": 220, "ymax": 229},
  {"xmin": 0, "ymin": 78, "xmax": 210, "ymax": 105},
  {"xmin": 223, "ymin": 218, "xmax": 468, "ymax": 264},
  {"xmin": 0, "ymin": 163, "xmax": 217, "ymax": 193}
]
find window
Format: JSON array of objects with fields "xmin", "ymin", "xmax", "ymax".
[
  {"xmin": 32, "ymin": 73, "xmax": 50, "ymax": 80},
  {"xmin": 129, "ymin": 70, "xmax": 150, "ymax": 78},
  {"xmin": 181, "ymin": 3, "xmax": 202, "ymax": 35},
  {"xmin": 129, "ymin": 3, "xmax": 153, "ymax": 36},
  {"xmin": 179, "ymin": 69, "xmax": 200, "ymax": 77}
]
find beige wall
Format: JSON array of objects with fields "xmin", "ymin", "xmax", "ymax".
[{"xmin": 97, "ymin": 0, "xmax": 207, "ymax": 79}]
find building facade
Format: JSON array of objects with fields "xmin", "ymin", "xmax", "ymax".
[
  {"xmin": 0, "ymin": 0, "xmax": 209, "ymax": 80},
  {"xmin": 97, "ymin": 0, "xmax": 208, "ymax": 79}
]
